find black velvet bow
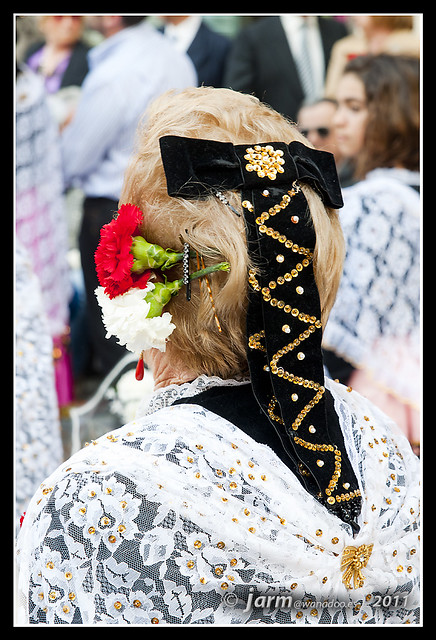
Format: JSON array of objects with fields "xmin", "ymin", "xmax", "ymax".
[{"xmin": 159, "ymin": 135, "xmax": 343, "ymax": 209}]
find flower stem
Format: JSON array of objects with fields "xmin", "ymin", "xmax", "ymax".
[
  {"xmin": 189, "ymin": 262, "xmax": 230, "ymax": 281},
  {"xmin": 144, "ymin": 262, "xmax": 230, "ymax": 318}
]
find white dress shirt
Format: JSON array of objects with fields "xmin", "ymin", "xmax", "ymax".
[
  {"xmin": 280, "ymin": 15, "xmax": 325, "ymax": 101},
  {"xmin": 60, "ymin": 21, "xmax": 197, "ymax": 200},
  {"xmin": 163, "ymin": 15, "xmax": 202, "ymax": 53}
]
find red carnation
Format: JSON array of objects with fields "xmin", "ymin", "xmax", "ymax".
[{"xmin": 95, "ymin": 203, "xmax": 151, "ymax": 298}]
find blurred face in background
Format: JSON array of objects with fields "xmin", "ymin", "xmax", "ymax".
[
  {"xmin": 333, "ymin": 72, "xmax": 369, "ymax": 160},
  {"xmin": 84, "ymin": 15, "xmax": 130, "ymax": 38},
  {"xmin": 39, "ymin": 15, "xmax": 84, "ymax": 48},
  {"xmin": 298, "ymin": 100, "xmax": 340, "ymax": 157}
]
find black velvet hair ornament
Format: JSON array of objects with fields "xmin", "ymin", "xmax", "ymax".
[{"xmin": 159, "ymin": 135, "xmax": 362, "ymax": 531}]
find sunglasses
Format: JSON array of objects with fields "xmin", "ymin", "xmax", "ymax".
[{"xmin": 300, "ymin": 127, "xmax": 330, "ymax": 138}]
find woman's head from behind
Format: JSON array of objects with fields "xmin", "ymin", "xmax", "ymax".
[{"xmin": 120, "ymin": 87, "xmax": 345, "ymax": 379}]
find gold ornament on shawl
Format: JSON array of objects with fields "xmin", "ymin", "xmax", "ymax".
[{"xmin": 341, "ymin": 544, "xmax": 373, "ymax": 589}]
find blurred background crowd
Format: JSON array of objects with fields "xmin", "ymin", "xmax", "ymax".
[{"xmin": 14, "ymin": 14, "xmax": 421, "ymax": 531}]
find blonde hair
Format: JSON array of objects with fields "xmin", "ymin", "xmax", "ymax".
[
  {"xmin": 120, "ymin": 87, "xmax": 344, "ymax": 379},
  {"xmin": 370, "ymin": 15, "xmax": 414, "ymax": 31}
]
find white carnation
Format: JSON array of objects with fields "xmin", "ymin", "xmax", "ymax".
[{"xmin": 95, "ymin": 285, "xmax": 176, "ymax": 354}]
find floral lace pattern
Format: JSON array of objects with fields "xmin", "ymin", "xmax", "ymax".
[
  {"xmin": 16, "ymin": 377, "xmax": 420, "ymax": 625},
  {"xmin": 16, "ymin": 68, "xmax": 72, "ymax": 338},
  {"xmin": 15, "ymin": 242, "xmax": 64, "ymax": 535},
  {"xmin": 322, "ymin": 168, "xmax": 420, "ymax": 410}
]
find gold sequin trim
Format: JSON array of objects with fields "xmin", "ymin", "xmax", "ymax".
[
  {"xmin": 247, "ymin": 182, "xmax": 361, "ymax": 509},
  {"xmin": 244, "ymin": 145, "xmax": 285, "ymax": 180}
]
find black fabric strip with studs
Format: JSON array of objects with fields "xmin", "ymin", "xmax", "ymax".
[{"xmin": 159, "ymin": 136, "xmax": 361, "ymax": 529}]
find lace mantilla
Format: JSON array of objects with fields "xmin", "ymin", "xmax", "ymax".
[
  {"xmin": 15, "ymin": 242, "xmax": 64, "ymax": 535},
  {"xmin": 322, "ymin": 168, "xmax": 420, "ymax": 409},
  {"xmin": 16, "ymin": 377, "xmax": 420, "ymax": 625}
]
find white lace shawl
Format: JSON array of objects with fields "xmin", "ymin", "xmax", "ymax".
[
  {"xmin": 16, "ymin": 68, "xmax": 72, "ymax": 338},
  {"xmin": 15, "ymin": 242, "xmax": 64, "ymax": 535},
  {"xmin": 322, "ymin": 168, "xmax": 421, "ymax": 409},
  {"xmin": 15, "ymin": 376, "xmax": 420, "ymax": 625}
]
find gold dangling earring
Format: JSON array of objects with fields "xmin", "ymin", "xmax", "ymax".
[{"xmin": 196, "ymin": 252, "xmax": 222, "ymax": 333}]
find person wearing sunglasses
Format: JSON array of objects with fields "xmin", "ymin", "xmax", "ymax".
[
  {"xmin": 297, "ymin": 98, "xmax": 337, "ymax": 151},
  {"xmin": 297, "ymin": 98, "xmax": 354, "ymax": 188}
]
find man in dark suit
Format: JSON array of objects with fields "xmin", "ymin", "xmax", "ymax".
[
  {"xmin": 224, "ymin": 15, "xmax": 348, "ymax": 122},
  {"xmin": 159, "ymin": 16, "xmax": 231, "ymax": 87}
]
